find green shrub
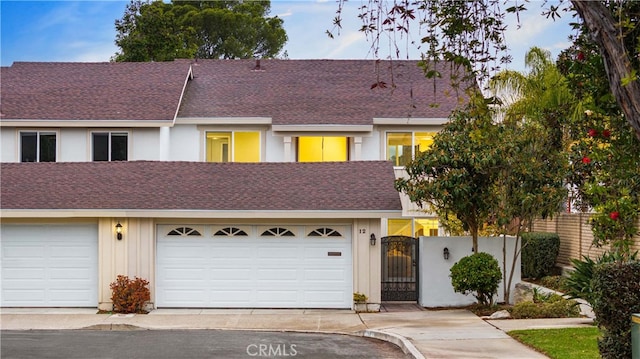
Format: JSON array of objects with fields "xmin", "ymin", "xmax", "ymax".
[
  {"xmin": 592, "ymin": 261, "xmax": 640, "ymax": 359},
  {"xmin": 110, "ymin": 275, "xmax": 151, "ymax": 314},
  {"xmin": 511, "ymin": 297, "xmax": 580, "ymax": 319},
  {"xmin": 565, "ymin": 252, "xmax": 637, "ymax": 307},
  {"xmin": 539, "ymin": 275, "xmax": 567, "ymax": 292},
  {"xmin": 521, "ymin": 232, "xmax": 560, "ymax": 279},
  {"xmin": 450, "ymin": 252, "xmax": 502, "ymax": 306}
]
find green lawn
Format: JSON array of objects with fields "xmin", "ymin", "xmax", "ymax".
[{"xmin": 508, "ymin": 327, "xmax": 600, "ymax": 359}]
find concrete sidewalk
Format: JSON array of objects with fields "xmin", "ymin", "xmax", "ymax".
[{"xmin": 0, "ymin": 307, "xmax": 595, "ymax": 359}]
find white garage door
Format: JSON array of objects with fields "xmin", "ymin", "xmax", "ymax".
[
  {"xmin": 156, "ymin": 225, "xmax": 352, "ymax": 308},
  {"xmin": 1, "ymin": 224, "xmax": 98, "ymax": 307}
]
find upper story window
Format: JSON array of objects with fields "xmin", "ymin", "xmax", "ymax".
[
  {"xmin": 206, "ymin": 131, "xmax": 260, "ymax": 162},
  {"xmin": 20, "ymin": 131, "xmax": 56, "ymax": 162},
  {"xmin": 92, "ymin": 132, "xmax": 128, "ymax": 161},
  {"xmin": 386, "ymin": 132, "xmax": 436, "ymax": 167},
  {"xmin": 297, "ymin": 136, "xmax": 348, "ymax": 162}
]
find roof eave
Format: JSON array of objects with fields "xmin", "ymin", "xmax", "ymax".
[
  {"xmin": 0, "ymin": 209, "xmax": 403, "ymax": 219},
  {"xmin": 0, "ymin": 119, "xmax": 174, "ymax": 128}
]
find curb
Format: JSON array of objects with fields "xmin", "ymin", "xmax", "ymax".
[{"xmin": 357, "ymin": 329, "xmax": 425, "ymax": 359}]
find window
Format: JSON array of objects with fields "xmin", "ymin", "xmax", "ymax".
[
  {"xmin": 214, "ymin": 227, "xmax": 248, "ymax": 236},
  {"xmin": 261, "ymin": 227, "xmax": 295, "ymax": 237},
  {"xmin": 167, "ymin": 227, "xmax": 202, "ymax": 236},
  {"xmin": 297, "ymin": 136, "xmax": 348, "ymax": 162},
  {"xmin": 387, "ymin": 218, "xmax": 438, "ymax": 237},
  {"xmin": 92, "ymin": 132, "xmax": 128, "ymax": 161},
  {"xmin": 308, "ymin": 227, "xmax": 342, "ymax": 237},
  {"xmin": 206, "ymin": 131, "xmax": 260, "ymax": 162},
  {"xmin": 20, "ymin": 131, "xmax": 56, "ymax": 162},
  {"xmin": 386, "ymin": 132, "xmax": 436, "ymax": 166}
]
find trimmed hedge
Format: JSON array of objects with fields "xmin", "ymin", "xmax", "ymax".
[
  {"xmin": 521, "ymin": 232, "xmax": 560, "ymax": 279},
  {"xmin": 592, "ymin": 261, "xmax": 640, "ymax": 359},
  {"xmin": 450, "ymin": 252, "xmax": 502, "ymax": 306},
  {"xmin": 510, "ymin": 297, "xmax": 580, "ymax": 319}
]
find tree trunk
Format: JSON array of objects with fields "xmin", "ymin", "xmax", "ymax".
[{"xmin": 572, "ymin": 0, "xmax": 640, "ymax": 139}]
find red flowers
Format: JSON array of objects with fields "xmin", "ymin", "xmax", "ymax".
[
  {"xmin": 609, "ymin": 211, "xmax": 619, "ymax": 221},
  {"xmin": 602, "ymin": 129, "xmax": 611, "ymax": 138},
  {"xmin": 582, "ymin": 157, "xmax": 591, "ymax": 164},
  {"xmin": 587, "ymin": 129, "xmax": 598, "ymax": 137},
  {"xmin": 577, "ymin": 52, "xmax": 585, "ymax": 61}
]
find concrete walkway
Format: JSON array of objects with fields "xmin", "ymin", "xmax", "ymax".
[{"xmin": 0, "ymin": 306, "xmax": 595, "ymax": 359}]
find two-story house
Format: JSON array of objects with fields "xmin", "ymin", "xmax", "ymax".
[{"xmin": 0, "ymin": 59, "xmax": 466, "ymax": 310}]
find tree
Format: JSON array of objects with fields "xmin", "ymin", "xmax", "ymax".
[
  {"xmin": 395, "ymin": 97, "xmax": 502, "ymax": 253},
  {"xmin": 332, "ymin": 0, "xmax": 640, "ymax": 138},
  {"xmin": 471, "ymin": 48, "xmax": 568, "ymax": 302},
  {"xmin": 558, "ymin": 29, "xmax": 640, "ymax": 260},
  {"xmin": 114, "ymin": 0, "xmax": 287, "ymax": 61}
]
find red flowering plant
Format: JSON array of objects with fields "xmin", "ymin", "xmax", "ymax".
[{"xmin": 566, "ymin": 110, "xmax": 640, "ymax": 259}]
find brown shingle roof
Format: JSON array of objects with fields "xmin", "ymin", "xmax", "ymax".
[
  {"xmin": 1, "ymin": 61, "xmax": 192, "ymax": 121},
  {"xmin": 0, "ymin": 161, "xmax": 401, "ymax": 212},
  {"xmin": 179, "ymin": 59, "xmax": 470, "ymax": 125}
]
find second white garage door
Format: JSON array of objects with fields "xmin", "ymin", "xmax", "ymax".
[{"xmin": 156, "ymin": 225, "xmax": 352, "ymax": 308}]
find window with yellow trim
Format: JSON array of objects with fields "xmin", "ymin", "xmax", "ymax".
[
  {"xmin": 387, "ymin": 218, "xmax": 439, "ymax": 237},
  {"xmin": 206, "ymin": 131, "xmax": 260, "ymax": 162},
  {"xmin": 387, "ymin": 219, "xmax": 413, "ymax": 236},
  {"xmin": 386, "ymin": 132, "xmax": 436, "ymax": 166},
  {"xmin": 297, "ymin": 136, "xmax": 348, "ymax": 162}
]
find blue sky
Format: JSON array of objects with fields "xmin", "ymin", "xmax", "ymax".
[{"xmin": 1, "ymin": 0, "xmax": 575, "ymax": 71}]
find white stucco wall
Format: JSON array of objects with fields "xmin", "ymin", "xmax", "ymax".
[
  {"xmin": 59, "ymin": 128, "xmax": 88, "ymax": 162},
  {"xmin": 1, "ymin": 128, "xmax": 17, "ymax": 162},
  {"xmin": 130, "ymin": 128, "xmax": 161, "ymax": 160},
  {"xmin": 168, "ymin": 124, "xmax": 200, "ymax": 160},
  {"xmin": 419, "ymin": 236, "xmax": 521, "ymax": 307},
  {"xmin": 265, "ymin": 130, "xmax": 286, "ymax": 162},
  {"xmin": 360, "ymin": 132, "xmax": 381, "ymax": 161}
]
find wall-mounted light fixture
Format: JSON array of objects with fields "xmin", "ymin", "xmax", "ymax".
[
  {"xmin": 115, "ymin": 222, "xmax": 123, "ymax": 240},
  {"xmin": 370, "ymin": 233, "xmax": 376, "ymax": 246},
  {"xmin": 443, "ymin": 247, "xmax": 450, "ymax": 260}
]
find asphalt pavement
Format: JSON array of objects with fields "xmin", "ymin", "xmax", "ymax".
[{"xmin": 0, "ymin": 304, "xmax": 595, "ymax": 359}]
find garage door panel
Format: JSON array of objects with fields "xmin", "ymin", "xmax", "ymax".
[
  {"xmin": 210, "ymin": 268, "xmax": 252, "ymax": 280},
  {"xmin": 3, "ymin": 248, "xmax": 46, "ymax": 259},
  {"xmin": 257, "ymin": 269, "xmax": 298, "ymax": 280},
  {"xmin": 49, "ymin": 268, "xmax": 95, "ymax": 280},
  {"xmin": 157, "ymin": 225, "xmax": 352, "ymax": 308},
  {"xmin": 1, "ymin": 224, "xmax": 98, "ymax": 307}
]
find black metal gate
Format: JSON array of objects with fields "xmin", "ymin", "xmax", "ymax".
[{"xmin": 381, "ymin": 235, "xmax": 418, "ymax": 301}]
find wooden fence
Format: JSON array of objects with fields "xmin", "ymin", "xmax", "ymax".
[{"xmin": 532, "ymin": 213, "xmax": 640, "ymax": 268}]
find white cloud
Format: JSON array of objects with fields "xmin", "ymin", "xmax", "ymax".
[{"xmin": 326, "ymin": 31, "xmax": 367, "ymax": 58}]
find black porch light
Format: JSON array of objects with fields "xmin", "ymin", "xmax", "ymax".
[
  {"xmin": 370, "ymin": 233, "xmax": 376, "ymax": 246},
  {"xmin": 115, "ymin": 222, "xmax": 123, "ymax": 240}
]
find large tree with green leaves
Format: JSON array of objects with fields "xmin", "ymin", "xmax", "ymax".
[
  {"xmin": 488, "ymin": 48, "xmax": 571, "ymax": 302},
  {"xmin": 332, "ymin": 0, "xmax": 640, "ymax": 138},
  {"xmin": 395, "ymin": 98, "xmax": 502, "ymax": 253},
  {"xmin": 559, "ymin": 34, "xmax": 640, "ymax": 260},
  {"xmin": 114, "ymin": 0, "xmax": 287, "ymax": 61}
]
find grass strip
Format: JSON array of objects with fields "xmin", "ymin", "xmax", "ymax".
[{"xmin": 508, "ymin": 327, "xmax": 600, "ymax": 359}]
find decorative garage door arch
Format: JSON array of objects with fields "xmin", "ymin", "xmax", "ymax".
[
  {"xmin": 156, "ymin": 224, "xmax": 352, "ymax": 308},
  {"xmin": 381, "ymin": 235, "xmax": 419, "ymax": 301}
]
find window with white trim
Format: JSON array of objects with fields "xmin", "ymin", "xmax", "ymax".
[
  {"xmin": 20, "ymin": 131, "xmax": 56, "ymax": 162},
  {"xmin": 307, "ymin": 227, "xmax": 343, "ymax": 237},
  {"xmin": 214, "ymin": 227, "xmax": 248, "ymax": 236},
  {"xmin": 92, "ymin": 132, "xmax": 128, "ymax": 161},
  {"xmin": 386, "ymin": 132, "xmax": 436, "ymax": 167},
  {"xmin": 167, "ymin": 227, "xmax": 202, "ymax": 236},
  {"xmin": 261, "ymin": 227, "xmax": 295, "ymax": 237}
]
